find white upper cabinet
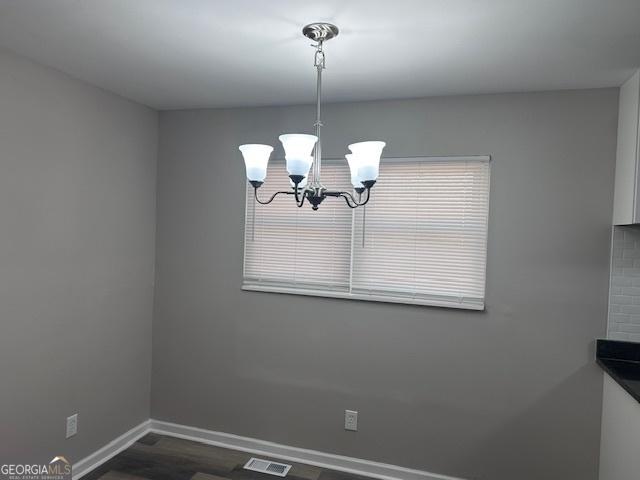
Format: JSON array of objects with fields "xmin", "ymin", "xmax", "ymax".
[{"xmin": 613, "ymin": 70, "xmax": 640, "ymax": 225}]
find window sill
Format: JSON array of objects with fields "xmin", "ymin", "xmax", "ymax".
[{"xmin": 242, "ymin": 284, "xmax": 485, "ymax": 311}]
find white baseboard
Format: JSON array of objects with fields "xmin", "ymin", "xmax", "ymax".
[
  {"xmin": 149, "ymin": 419, "xmax": 465, "ymax": 480},
  {"xmin": 71, "ymin": 418, "xmax": 464, "ymax": 480},
  {"xmin": 72, "ymin": 419, "xmax": 150, "ymax": 480}
]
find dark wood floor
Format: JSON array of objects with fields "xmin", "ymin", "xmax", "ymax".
[{"xmin": 81, "ymin": 433, "xmax": 371, "ymax": 480}]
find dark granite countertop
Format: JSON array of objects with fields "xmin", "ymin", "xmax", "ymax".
[{"xmin": 596, "ymin": 339, "xmax": 640, "ymax": 403}]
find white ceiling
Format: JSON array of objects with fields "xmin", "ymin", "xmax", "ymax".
[{"xmin": 0, "ymin": 0, "xmax": 639, "ymax": 110}]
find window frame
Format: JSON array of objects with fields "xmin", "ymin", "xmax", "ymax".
[{"xmin": 242, "ymin": 155, "xmax": 491, "ymax": 310}]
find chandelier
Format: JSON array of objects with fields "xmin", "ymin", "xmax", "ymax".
[{"xmin": 239, "ymin": 23, "xmax": 386, "ymax": 211}]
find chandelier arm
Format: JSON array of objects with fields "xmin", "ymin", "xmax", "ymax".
[
  {"xmin": 357, "ymin": 187, "xmax": 372, "ymax": 206},
  {"xmin": 293, "ymin": 186, "xmax": 308, "ymax": 207},
  {"xmin": 296, "ymin": 192, "xmax": 307, "ymax": 208},
  {"xmin": 253, "ymin": 188, "xmax": 294, "ymax": 205},
  {"xmin": 332, "ymin": 187, "xmax": 372, "ymax": 208},
  {"xmin": 325, "ymin": 190, "xmax": 360, "ymax": 208},
  {"xmin": 339, "ymin": 193, "xmax": 360, "ymax": 208}
]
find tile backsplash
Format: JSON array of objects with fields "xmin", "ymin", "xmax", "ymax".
[{"xmin": 609, "ymin": 225, "xmax": 640, "ymax": 342}]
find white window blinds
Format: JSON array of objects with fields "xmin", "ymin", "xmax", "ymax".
[
  {"xmin": 243, "ymin": 156, "xmax": 490, "ymax": 310},
  {"xmin": 351, "ymin": 158, "xmax": 490, "ymax": 309},
  {"xmin": 243, "ymin": 160, "xmax": 353, "ymax": 291}
]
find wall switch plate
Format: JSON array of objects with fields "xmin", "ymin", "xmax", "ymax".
[
  {"xmin": 66, "ymin": 414, "xmax": 78, "ymax": 438},
  {"xmin": 344, "ymin": 410, "xmax": 358, "ymax": 431}
]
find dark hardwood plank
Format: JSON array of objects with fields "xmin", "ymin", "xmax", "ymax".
[
  {"xmin": 191, "ymin": 473, "xmax": 232, "ymax": 480},
  {"xmin": 137, "ymin": 433, "xmax": 163, "ymax": 446},
  {"xmin": 80, "ymin": 434, "xmax": 374, "ymax": 480},
  {"xmin": 98, "ymin": 471, "xmax": 151, "ymax": 480},
  {"xmin": 288, "ymin": 463, "xmax": 322, "ymax": 480},
  {"xmin": 128, "ymin": 439, "xmax": 240, "ymax": 473}
]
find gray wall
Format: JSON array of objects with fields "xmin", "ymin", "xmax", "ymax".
[
  {"xmin": 608, "ymin": 225, "xmax": 640, "ymax": 341},
  {"xmin": 152, "ymin": 89, "xmax": 618, "ymax": 480},
  {"xmin": 0, "ymin": 49, "xmax": 157, "ymax": 463}
]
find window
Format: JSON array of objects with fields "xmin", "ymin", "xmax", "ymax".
[{"xmin": 243, "ymin": 156, "xmax": 490, "ymax": 310}]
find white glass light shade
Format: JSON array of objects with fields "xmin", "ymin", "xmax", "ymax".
[
  {"xmin": 348, "ymin": 141, "xmax": 386, "ymax": 181},
  {"xmin": 345, "ymin": 154, "xmax": 364, "ymax": 188},
  {"xmin": 239, "ymin": 144, "xmax": 273, "ymax": 182},
  {"xmin": 279, "ymin": 134, "xmax": 318, "ymax": 176},
  {"xmin": 285, "ymin": 155, "xmax": 313, "ymax": 177}
]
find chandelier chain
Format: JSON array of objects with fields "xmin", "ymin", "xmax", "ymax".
[
  {"xmin": 311, "ymin": 40, "xmax": 324, "ymax": 188},
  {"xmin": 313, "ymin": 43, "xmax": 326, "ymax": 69}
]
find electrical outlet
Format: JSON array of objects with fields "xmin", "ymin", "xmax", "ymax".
[
  {"xmin": 66, "ymin": 414, "xmax": 78, "ymax": 438},
  {"xmin": 344, "ymin": 410, "xmax": 358, "ymax": 431}
]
